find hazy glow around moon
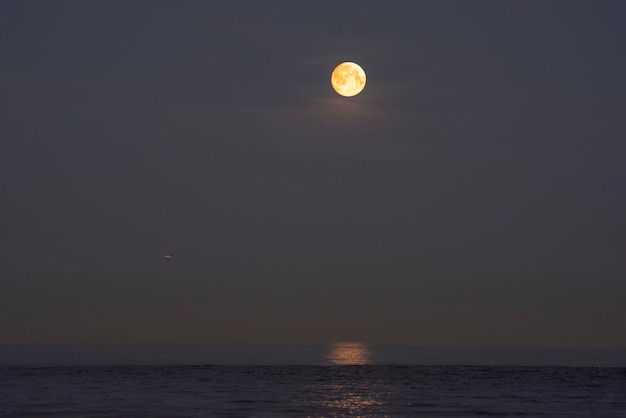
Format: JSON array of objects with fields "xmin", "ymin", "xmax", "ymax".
[{"xmin": 331, "ymin": 62, "xmax": 366, "ymax": 97}]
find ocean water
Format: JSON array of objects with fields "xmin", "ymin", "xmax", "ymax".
[{"xmin": 1, "ymin": 343, "xmax": 625, "ymax": 417}]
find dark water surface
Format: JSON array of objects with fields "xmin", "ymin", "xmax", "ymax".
[{"xmin": 1, "ymin": 344, "xmax": 625, "ymax": 417}]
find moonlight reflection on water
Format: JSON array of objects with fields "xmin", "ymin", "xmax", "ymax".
[
  {"xmin": 326, "ymin": 342, "xmax": 374, "ymax": 365},
  {"xmin": 319, "ymin": 342, "xmax": 383, "ymax": 415}
]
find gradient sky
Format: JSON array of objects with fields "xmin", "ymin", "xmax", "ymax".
[{"xmin": 1, "ymin": 0, "xmax": 625, "ymax": 348}]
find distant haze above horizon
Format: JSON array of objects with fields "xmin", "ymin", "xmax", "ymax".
[{"xmin": 1, "ymin": 1, "xmax": 625, "ymax": 348}]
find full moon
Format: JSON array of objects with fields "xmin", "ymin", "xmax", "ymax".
[{"xmin": 331, "ymin": 62, "xmax": 366, "ymax": 97}]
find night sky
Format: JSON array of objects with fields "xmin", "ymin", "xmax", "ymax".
[{"xmin": 2, "ymin": 1, "xmax": 625, "ymax": 348}]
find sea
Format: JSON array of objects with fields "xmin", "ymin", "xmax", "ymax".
[{"xmin": 1, "ymin": 343, "xmax": 625, "ymax": 417}]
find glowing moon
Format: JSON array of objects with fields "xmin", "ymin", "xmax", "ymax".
[{"xmin": 331, "ymin": 62, "xmax": 366, "ymax": 97}]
